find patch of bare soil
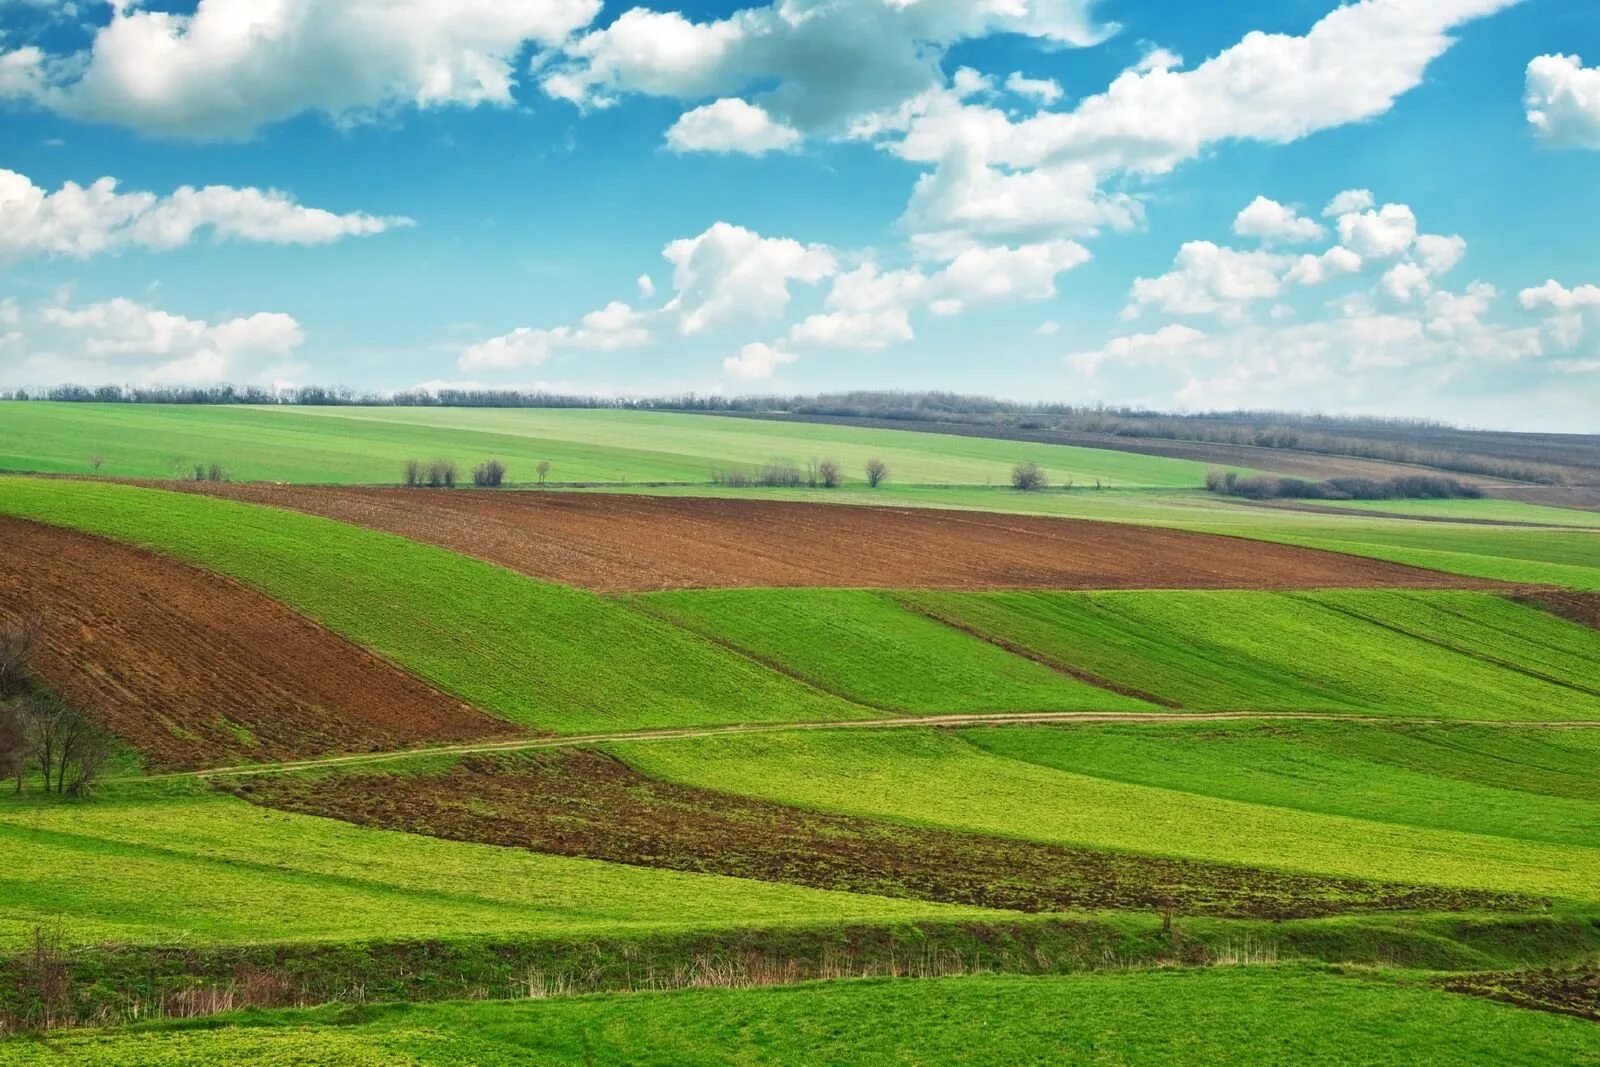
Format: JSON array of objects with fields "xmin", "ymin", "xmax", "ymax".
[
  {"xmin": 1445, "ymin": 966, "xmax": 1600, "ymax": 1021},
  {"xmin": 1512, "ymin": 590, "xmax": 1600, "ymax": 631},
  {"xmin": 0, "ymin": 515, "xmax": 514, "ymax": 769},
  {"xmin": 228, "ymin": 748, "xmax": 1538, "ymax": 920},
  {"xmin": 170, "ymin": 483, "xmax": 1509, "ymax": 593}
]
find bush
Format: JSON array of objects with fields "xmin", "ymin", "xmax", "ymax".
[
  {"xmin": 425, "ymin": 459, "xmax": 457, "ymax": 488},
  {"xmin": 188, "ymin": 462, "xmax": 229, "ymax": 483},
  {"xmin": 1206, "ymin": 473, "xmax": 1483, "ymax": 502},
  {"xmin": 758, "ymin": 460, "xmax": 804, "ymax": 487},
  {"xmin": 403, "ymin": 459, "xmax": 422, "ymax": 487},
  {"xmin": 1011, "ymin": 461, "xmax": 1047, "ymax": 492},
  {"xmin": 865, "ymin": 458, "xmax": 888, "ymax": 488},
  {"xmin": 472, "ymin": 459, "xmax": 506, "ymax": 487},
  {"xmin": 0, "ymin": 614, "xmax": 39, "ymax": 699},
  {"xmin": 536, "ymin": 460, "xmax": 551, "ymax": 487},
  {"xmin": 818, "ymin": 459, "xmax": 842, "ymax": 489}
]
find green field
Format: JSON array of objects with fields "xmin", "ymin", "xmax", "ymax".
[
  {"xmin": 0, "ymin": 477, "xmax": 860, "ymax": 734},
  {"xmin": 0, "ymin": 403, "xmax": 1226, "ymax": 487},
  {"xmin": 900, "ymin": 590, "xmax": 1600, "ymax": 719},
  {"xmin": 616, "ymin": 729, "xmax": 1600, "ymax": 900},
  {"xmin": 0, "ymin": 780, "xmax": 985, "ymax": 950},
  {"xmin": 638, "ymin": 589, "xmax": 1154, "ymax": 713},
  {"xmin": 1301, "ymin": 496, "xmax": 1600, "ymax": 528},
  {"xmin": 10, "ymin": 968, "xmax": 1597, "ymax": 1065}
]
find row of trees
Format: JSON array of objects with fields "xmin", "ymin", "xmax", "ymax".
[
  {"xmin": 0, "ymin": 617, "xmax": 113, "ymax": 797},
  {"xmin": 1204, "ymin": 470, "xmax": 1484, "ymax": 501},
  {"xmin": 710, "ymin": 458, "xmax": 889, "ymax": 490},
  {"xmin": 402, "ymin": 459, "xmax": 551, "ymax": 488}
]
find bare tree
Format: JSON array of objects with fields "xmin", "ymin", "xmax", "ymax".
[
  {"xmin": 472, "ymin": 459, "xmax": 506, "ymax": 487},
  {"xmin": 864, "ymin": 458, "xmax": 888, "ymax": 488},
  {"xmin": 425, "ymin": 458, "xmax": 457, "ymax": 488},
  {"xmin": 21, "ymin": 695, "xmax": 114, "ymax": 797},
  {"xmin": 0, "ymin": 614, "xmax": 39, "ymax": 699},
  {"xmin": 1011, "ymin": 461, "xmax": 1047, "ymax": 492},
  {"xmin": 0, "ymin": 704, "xmax": 26, "ymax": 793},
  {"xmin": 818, "ymin": 459, "xmax": 842, "ymax": 488},
  {"xmin": 403, "ymin": 458, "xmax": 422, "ymax": 487},
  {"xmin": 536, "ymin": 460, "xmax": 551, "ymax": 487},
  {"xmin": 87, "ymin": 455, "xmax": 105, "ymax": 476}
]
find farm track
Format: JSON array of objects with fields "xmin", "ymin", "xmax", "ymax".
[
  {"xmin": 173, "ymin": 709, "xmax": 1600, "ymax": 782},
  {"xmin": 0, "ymin": 515, "xmax": 514, "ymax": 769},
  {"xmin": 158, "ymin": 481, "xmax": 1517, "ymax": 593}
]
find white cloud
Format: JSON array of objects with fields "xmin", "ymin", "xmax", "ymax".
[
  {"xmin": 1380, "ymin": 261, "xmax": 1431, "ymax": 302},
  {"xmin": 722, "ymin": 340, "xmax": 795, "ymax": 381},
  {"xmin": 662, "ymin": 222, "xmax": 836, "ymax": 335},
  {"xmin": 1336, "ymin": 202, "xmax": 1418, "ymax": 259},
  {"xmin": 1232, "ymin": 196, "xmax": 1325, "ymax": 245},
  {"xmin": 460, "ymin": 300, "xmax": 648, "ymax": 371},
  {"xmin": 789, "ymin": 309, "xmax": 914, "ymax": 350},
  {"xmin": 636, "ymin": 274, "xmax": 655, "ymax": 298},
  {"xmin": 1131, "ymin": 47, "xmax": 1184, "ymax": 74},
  {"xmin": 1035, "ymin": 320, "xmax": 1061, "ymax": 336},
  {"xmin": 1067, "ymin": 323, "xmax": 1206, "ymax": 376},
  {"xmin": 1412, "ymin": 233, "xmax": 1466, "ymax": 276},
  {"xmin": 1519, "ymin": 279, "xmax": 1600, "ymax": 312},
  {"xmin": 0, "ymin": 168, "xmax": 409, "ymax": 265},
  {"xmin": 1525, "ymin": 54, "xmax": 1600, "ymax": 149},
  {"xmin": 1323, "ymin": 188, "xmax": 1375, "ymax": 217},
  {"xmin": 1126, "ymin": 242, "xmax": 1288, "ymax": 318},
  {"xmin": 2, "ymin": 0, "xmax": 601, "ymax": 138},
  {"xmin": 1005, "ymin": 72, "xmax": 1063, "ymax": 105},
  {"xmin": 542, "ymin": 0, "xmax": 1109, "ymax": 134},
  {"xmin": 1286, "ymin": 246, "xmax": 1363, "ymax": 286},
  {"xmin": 5, "ymin": 296, "xmax": 302, "ymax": 385},
  {"xmin": 665, "ymin": 98, "xmax": 801, "ymax": 155}
]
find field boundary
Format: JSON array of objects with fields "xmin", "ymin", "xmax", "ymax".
[{"xmin": 161, "ymin": 709, "xmax": 1600, "ymax": 783}]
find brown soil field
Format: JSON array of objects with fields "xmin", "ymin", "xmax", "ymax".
[
  {"xmin": 1445, "ymin": 966, "xmax": 1600, "ymax": 1021},
  {"xmin": 229, "ymin": 748, "xmax": 1535, "ymax": 920},
  {"xmin": 168, "ymin": 483, "xmax": 1505, "ymax": 593},
  {"xmin": 0, "ymin": 515, "xmax": 514, "ymax": 769},
  {"xmin": 1515, "ymin": 591, "xmax": 1600, "ymax": 631}
]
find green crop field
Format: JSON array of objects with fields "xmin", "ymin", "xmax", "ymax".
[
  {"xmin": 0, "ymin": 403, "xmax": 1227, "ymax": 488},
  {"xmin": 1301, "ymin": 497, "xmax": 1600, "ymax": 527},
  {"xmin": 899, "ymin": 590, "xmax": 1600, "ymax": 719},
  {"xmin": 638, "ymin": 589, "xmax": 1154, "ymax": 714},
  {"xmin": 0, "ymin": 780, "xmax": 986, "ymax": 950},
  {"xmin": 9, "ymin": 968, "xmax": 1598, "ymax": 1065},
  {"xmin": 0, "ymin": 477, "xmax": 861, "ymax": 734},
  {"xmin": 616, "ymin": 729, "xmax": 1600, "ymax": 900}
]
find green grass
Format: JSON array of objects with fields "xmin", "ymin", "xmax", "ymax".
[
  {"xmin": 961, "ymin": 721, "xmax": 1600, "ymax": 848},
  {"xmin": 899, "ymin": 590, "xmax": 1600, "ymax": 719},
  {"xmin": 638, "ymin": 589, "xmax": 1153, "ymax": 714},
  {"xmin": 10, "ymin": 968, "xmax": 1599, "ymax": 1065},
  {"xmin": 0, "ymin": 781, "xmax": 988, "ymax": 950},
  {"xmin": 1302, "ymin": 496, "xmax": 1600, "ymax": 528},
  {"xmin": 615, "ymin": 729, "xmax": 1600, "ymax": 900},
  {"xmin": 0, "ymin": 477, "xmax": 861, "ymax": 734},
  {"xmin": 0, "ymin": 403, "xmax": 1225, "ymax": 487}
]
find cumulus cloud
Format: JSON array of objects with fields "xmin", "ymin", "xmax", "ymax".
[
  {"xmin": 0, "ymin": 0, "xmax": 601, "ymax": 138},
  {"xmin": 722, "ymin": 340, "xmax": 796, "ymax": 381},
  {"xmin": 460, "ymin": 301, "xmax": 648, "ymax": 371},
  {"xmin": 0, "ymin": 168, "xmax": 410, "ymax": 265},
  {"xmin": 3, "ymin": 296, "xmax": 303, "ymax": 385},
  {"xmin": 1286, "ymin": 246, "xmax": 1363, "ymax": 286},
  {"xmin": 1519, "ymin": 279, "xmax": 1600, "ymax": 312},
  {"xmin": 1232, "ymin": 196, "xmax": 1325, "ymax": 245},
  {"xmin": 1323, "ymin": 188, "xmax": 1375, "ymax": 217},
  {"xmin": 1005, "ymin": 72, "xmax": 1063, "ymax": 105},
  {"xmin": 1067, "ymin": 323, "xmax": 1207, "ymax": 376},
  {"xmin": 665, "ymin": 98, "xmax": 801, "ymax": 155},
  {"xmin": 1126, "ymin": 242, "xmax": 1289, "ymax": 318},
  {"xmin": 1336, "ymin": 202, "xmax": 1418, "ymax": 259},
  {"xmin": 1525, "ymin": 54, "xmax": 1600, "ymax": 148},
  {"xmin": 662, "ymin": 222, "xmax": 836, "ymax": 335},
  {"xmin": 541, "ymin": 0, "xmax": 1109, "ymax": 134}
]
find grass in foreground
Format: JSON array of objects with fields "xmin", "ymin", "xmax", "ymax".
[
  {"xmin": 616, "ymin": 729, "xmax": 1600, "ymax": 901},
  {"xmin": 0, "ymin": 780, "xmax": 985, "ymax": 950},
  {"xmin": 7, "ymin": 968, "xmax": 1598, "ymax": 1065},
  {"xmin": 0, "ymin": 403, "xmax": 1224, "ymax": 487},
  {"xmin": 900, "ymin": 589, "xmax": 1600, "ymax": 719},
  {"xmin": 0, "ymin": 477, "xmax": 861, "ymax": 733},
  {"xmin": 638, "ymin": 589, "xmax": 1154, "ymax": 713}
]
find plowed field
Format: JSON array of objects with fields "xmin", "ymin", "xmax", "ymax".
[
  {"xmin": 170, "ymin": 484, "xmax": 1505, "ymax": 593},
  {"xmin": 0, "ymin": 515, "xmax": 512, "ymax": 768}
]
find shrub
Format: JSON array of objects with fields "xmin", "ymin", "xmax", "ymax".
[
  {"xmin": 1011, "ymin": 461, "xmax": 1047, "ymax": 492},
  {"xmin": 1206, "ymin": 473, "xmax": 1484, "ymax": 501},
  {"xmin": 865, "ymin": 458, "xmax": 889, "ymax": 488},
  {"xmin": 0, "ymin": 614, "xmax": 40, "ymax": 699},
  {"xmin": 536, "ymin": 460, "xmax": 551, "ymax": 487},
  {"xmin": 187, "ymin": 462, "xmax": 229, "ymax": 483},
  {"xmin": 758, "ymin": 460, "xmax": 804, "ymax": 487},
  {"xmin": 472, "ymin": 459, "xmax": 506, "ymax": 487},
  {"xmin": 403, "ymin": 459, "xmax": 422, "ymax": 487},
  {"xmin": 425, "ymin": 459, "xmax": 457, "ymax": 488},
  {"xmin": 818, "ymin": 459, "xmax": 842, "ymax": 489}
]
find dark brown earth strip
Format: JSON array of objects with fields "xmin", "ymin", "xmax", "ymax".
[
  {"xmin": 160, "ymin": 481, "xmax": 1510, "ymax": 593},
  {"xmin": 226, "ymin": 749, "xmax": 1537, "ymax": 920},
  {"xmin": 1513, "ymin": 590, "xmax": 1600, "ymax": 632},
  {"xmin": 0, "ymin": 515, "xmax": 516, "ymax": 770},
  {"xmin": 1444, "ymin": 966, "xmax": 1600, "ymax": 1021}
]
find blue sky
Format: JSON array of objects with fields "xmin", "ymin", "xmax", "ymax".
[{"xmin": 1, "ymin": 0, "xmax": 1597, "ymax": 429}]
